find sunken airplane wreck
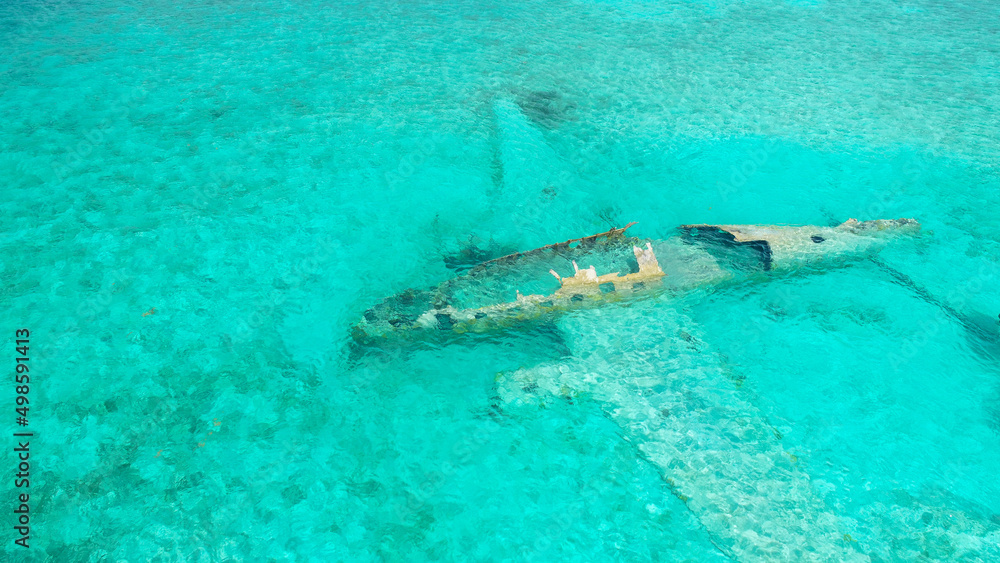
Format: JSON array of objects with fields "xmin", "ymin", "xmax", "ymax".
[{"xmin": 352, "ymin": 218, "xmax": 921, "ymax": 345}]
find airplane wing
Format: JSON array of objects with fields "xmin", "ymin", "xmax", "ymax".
[{"xmin": 496, "ymin": 297, "xmax": 997, "ymax": 561}]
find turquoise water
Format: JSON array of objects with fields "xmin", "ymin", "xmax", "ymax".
[{"xmin": 2, "ymin": 0, "xmax": 999, "ymax": 560}]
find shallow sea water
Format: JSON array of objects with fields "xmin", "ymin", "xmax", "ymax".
[{"xmin": 2, "ymin": 0, "xmax": 999, "ymax": 560}]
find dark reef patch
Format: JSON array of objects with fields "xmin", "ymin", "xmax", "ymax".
[{"xmin": 515, "ymin": 90, "xmax": 577, "ymax": 129}]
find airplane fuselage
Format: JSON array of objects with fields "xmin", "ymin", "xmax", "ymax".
[{"xmin": 352, "ymin": 218, "xmax": 920, "ymax": 345}]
